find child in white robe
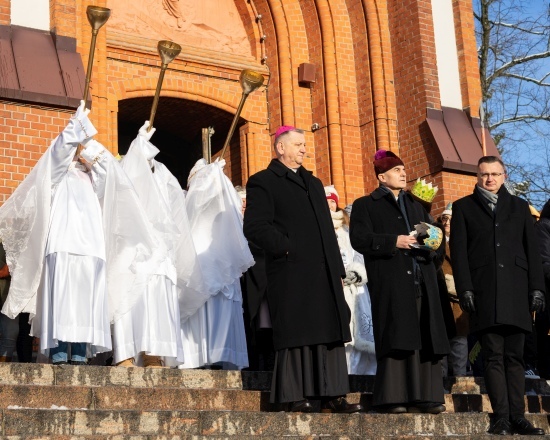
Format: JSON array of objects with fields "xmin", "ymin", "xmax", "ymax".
[
  {"xmin": 115, "ymin": 122, "xmax": 207, "ymax": 367},
  {"xmin": 181, "ymin": 158, "xmax": 254, "ymax": 370},
  {"xmin": 31, "ymin": 104, "xmax": 111, "ymax": 364}
]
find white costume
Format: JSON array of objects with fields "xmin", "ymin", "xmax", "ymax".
[
  {"xmin": 0, "ymin": 104, "xmax": 162, "ymax": 360},
  {"xmin": 116, "ymin": 122, "xmax": 208, "ymax": 364},
  {"xmin": 181, "ymin": 158, "xmax": 254, "ymax": 369},
  {"xmin": 331, "ymin": 208, "xmax": 377, "ymax": 375}
]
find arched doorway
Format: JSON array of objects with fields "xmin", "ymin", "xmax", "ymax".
[{"xmin": 117, "ymin": 97, "xmax": 246, "ymax": 187}]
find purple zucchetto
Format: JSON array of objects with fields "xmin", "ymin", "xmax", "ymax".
[
  {"xmin": 275, "ymin": 125, "xmax": 296, "ymax": 139},
  {"xmin": 373, "ymin": 149, "xmax": 404, "ymax": 176}
]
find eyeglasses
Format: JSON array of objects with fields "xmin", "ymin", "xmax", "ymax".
[
  {"xmin": 478, "ymin": 172, "xmax": 505, "ymax": 179},
  {"xmin": 441, "ymin": 216, "xmax": 451, "ymax": 224}
]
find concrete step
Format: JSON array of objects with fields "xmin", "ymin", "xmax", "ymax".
[
  {"xmin": 0, "ymin": 410, "xmax": 547, "ymax": 437},
  {"xmin": 2, "ymin": 363, "xmax": 549, "ymax": 395},
  {"xmin": 1, "ymin": 383, "xmax": 550, "ymax": 415}
]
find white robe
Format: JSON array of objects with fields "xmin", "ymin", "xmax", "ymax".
[
  {"xmin": 115, "ymin": 133, "xmax": 197, "ymax": 364},
  {"xmin": 180, "ymin": 159, "xmax": 253, "ymax": 370},
  {"xmin": 31, "ymin": 135, "xmax": 110, "ymax": 355},
  {"xmin": 332, "ymin": 210, "xmax": 377, "ymax": 375},
  {"xmin": 0, "ymin": 110, "xmax": 164, "ymax": 362}
]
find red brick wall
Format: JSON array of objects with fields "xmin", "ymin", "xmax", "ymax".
[
  {"xmin": 0, "ymin": 102, "xmax": 71, "ymax": 203},
  {"xmin": 0, "ymin": 0, "xmax": 9, "ymax": 25},
  {"xmin": 0, "ymin": 0, "xmax": 484, "ymax": 209}
]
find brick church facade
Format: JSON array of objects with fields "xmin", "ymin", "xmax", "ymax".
[{"xmin": 0, "ymin": 0, "xmax": 495, "ymax": 212}]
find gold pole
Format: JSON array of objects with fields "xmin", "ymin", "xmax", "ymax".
[
  {"xmin": 220, "ymin": 69, "xmax": 264, "ymax": 160},
  {"xmin": 83, "ymin": 6, "xmax": 111, "ymax": 103},
  {"xmin": 147, "ymin": 40, "xmax": 182, "ymax": 132}
]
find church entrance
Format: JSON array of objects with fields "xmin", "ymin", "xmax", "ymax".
[{"xmin": 117, "ymin": 97, "xmax": 246, "ymax": 187}]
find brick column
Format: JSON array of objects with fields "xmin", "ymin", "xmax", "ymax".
[
  {"xmin": 0, "ymin": 0, "xmax": 10, "ymax": 25},
  {"xmin": 453, "ymin": 0, "xmax": 482, "ymax": 116},
  {"xmin": 50, "ymin": 0, "xmax": 76, "ymax": 37}
]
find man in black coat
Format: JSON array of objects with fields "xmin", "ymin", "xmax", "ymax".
[
  {"xmin": 349, "ymin": 150, "xmax": 450, "ymax": 415},
  {"xmin": 243, "ymin": 126, "xmax": 361, "ymax": 414},
  {"xmin": 450, "ymin": 156, "xmax": 546, "ymax": 436},
  {"xmin": 535, "ymin": 200, "xmax": 550, "ymax": 379}
]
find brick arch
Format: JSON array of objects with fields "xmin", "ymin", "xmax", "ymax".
[{"xmin": 110, "ymin": 78, "xmax": 264, "ymax": 124}]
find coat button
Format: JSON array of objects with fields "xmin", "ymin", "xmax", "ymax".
[
  {"xmin": 496, "ymin": 243, "xmax": 500, "ymax": 247},
  {"xmin": 495, "ymin": 222, "xmax": 499, "ymax": 227},
  {"xmin": 498, "ymin": 263, "xmax": 504, "ymax": 268},
  {"xmin": 375, "ymin": 245, "xmax": 380, "ymax": 249},
  {"xmin": 404, "ymin": 252, "xmax": 409, "ymax": 256},
  {"xmin": 407, "ymin": 270, "xmax": 412, "ymax": 275},
  {"xmin": 398, "ymin": 216, "xmax": 403, "ymax": 220}
]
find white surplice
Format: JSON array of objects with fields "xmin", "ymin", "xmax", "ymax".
[
  {"xmin": 115, "ymin": 126, "xmax": 207, "ymax": 364},
  {"xmin": 30, "ymin": 117, "xmax": 110, "ymax": 355},
  {"xmin": 0, "ymin": 106, "xmax": 164, "ymax": 362},
  {"xmin": 180, "ymin": 159, "xmax": 254, "ymax": 370}
]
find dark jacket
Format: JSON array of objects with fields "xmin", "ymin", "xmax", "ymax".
[
  {"xmin": 0, "ymin": 243, "xmax": 11, "ymax": 307},
  {"xmin": 535, "ymin": 200, "xmax": 550, "ymax": 304},
  {"xmin": 450, "ymin": 186, "xmax": 545, "ymax": 333},
  {"xmin": 349, "ymin": 187, "xmax": 450, "ymax": 360},
  {"xmin": 243, "ymin": 159, "xmax": 351, "ymax": 351}
]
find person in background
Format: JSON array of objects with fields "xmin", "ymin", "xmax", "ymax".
[
  {"xmin": 350, "ymin": 149, "xmax": 450, "ymax": 415},
  {"xmin": 451, "ymin": 156, "xmax": 545, "ymax": 436},
  {"xmin": 535, "ymin": 200, "xmax": 550, "ymax": 379},
  {"xmin": 325, "ymin": 185, "xmax": 376, "ymax": 375},
  {"xmin": 236, "ymin": 186, "xmax": 275, "ymax": 372},
  {"xmin": 438, "ymin": 203, "xmax": 469, "ymax": 377},
  {"xmin": 0, "ymin": 242, "xmax": 16, "ymax": 362}
]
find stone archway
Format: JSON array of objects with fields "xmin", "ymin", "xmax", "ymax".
[{"xmin": 117, "ymin": 96, "xmax": 246, "ymax": 187}]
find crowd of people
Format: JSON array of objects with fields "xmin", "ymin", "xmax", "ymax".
[{"xmin": 0, "ymin": 106, "xmax": 548, "ymax": 434}]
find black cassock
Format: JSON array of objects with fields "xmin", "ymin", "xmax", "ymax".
[
  {"xmin": 350, "ymin": 187, "xmax": 450, "ymax": 407},
  {"xmin": 244, "ymin": 159, "xmax": 351, "ymax": 403}
]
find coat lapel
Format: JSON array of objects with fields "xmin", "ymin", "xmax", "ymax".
[{"xmin": 267, "ymin": 159, "xmax": 306, "ymax": 190}]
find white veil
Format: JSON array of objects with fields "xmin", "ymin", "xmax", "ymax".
[{"xmin": 186, "ymin": 158, "xmax": 254, "ymax": 298}]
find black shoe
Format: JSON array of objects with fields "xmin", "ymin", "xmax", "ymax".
[
  {"xmin": 489, "ymin": 418, "xmax": 512, "ymax": 435},
  {"xmin": 70, "ymin": 360, "xmax": 87, "ymax": 365},
  {"xmin": 288, "ymin": 399, "xmax": 314, "ymax": 413},
  {"xmin": 378, "ymin": 404, "xmax": 407, "ymax": 414},
  {"xmin": 407, "ymin": 402, "xmax": 446, "ymax": 414},
  {"xmin": 321, "ymin": 397, "xmax": 363, "ymax": 414},
  {"xmin": 52, "ymin": 360, "xmax": 68, "ymax": 365},
  {"xmin": 511, "ymin": 417, "xmax": 545, "ymax": 435}
]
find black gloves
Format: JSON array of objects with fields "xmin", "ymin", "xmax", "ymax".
[
  {"xmin": 529, "ymin": 290, "xmax": 546, "ymax": 313},
  {"xmin": 459, "ymin": 290, "xmax": 476, "ymax": 314}
]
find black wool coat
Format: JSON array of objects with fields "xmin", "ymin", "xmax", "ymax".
[
  {"xmin": 243, "ymin": 159, "xmax": 351, "ymax": 351},
  {"xmin": 450, "ymin": 186, "xmax": 545, "ymax": 333},
  {"xmin": 349, "ymin": 187, "xmax": 450, "ymax": 360},
  {"xmin": 535, "ymin": 200, "xmax": 550, "ymax": 303}
]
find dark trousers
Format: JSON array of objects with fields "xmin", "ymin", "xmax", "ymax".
[{"xmin": 480, "ymin": 326, "xmax": 525, "ymax": 420}]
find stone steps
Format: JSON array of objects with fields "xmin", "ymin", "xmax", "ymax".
[
  {"xmin": 0, "ymin": 363, "xmax": 549, "ymax": 438},
  {"xmin": 1, "ymin": 383, "xmax": 550, "ymax": 414},
  {"xmin": 0, "ymin": 409, "xmax": 547, "ymax": 437}
]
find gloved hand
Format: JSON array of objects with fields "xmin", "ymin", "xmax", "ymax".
[
  {"xmin": 529, "ymin": 290, "xmax": 546, "ymax": 313},
  {"xmin": 459, "ymin": 290, "xmax": 476, "ymax": 314},
  {"xmin": 139, "ymin": 120, "xmax": 156, "ymax": 141},
  {"xmin": 343, "ymin": 270, "xmax": 361, "ymax": 286},
  {"xmin": 74, "ymin": 99, "xmax": 90, "ymax": 119}
]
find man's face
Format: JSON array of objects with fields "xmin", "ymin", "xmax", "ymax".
[
  {"xmin": 276, "ymin": 131, "xmax": 306, "ymax": 169},
  {"xmin": 441, "ymin": 214, "xmax": 451, "ymax": 235},
  {"xmin": 378, "ymin": 165, "xmax": 407, "ymax": 191},
  {"xmin": 477, "ymin": 161, "xmax": 506, "ymax": 194}
]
